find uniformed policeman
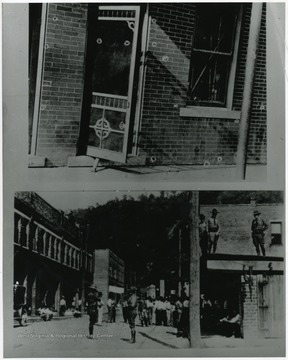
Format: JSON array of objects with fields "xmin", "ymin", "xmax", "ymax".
[
  {"xmin": 251, "ymin": 210, "xmax": 269, "ymax": 256},
  {"xmin": 86, "ymin": 284, "xmax": 98, "ymax": 339},
  {"xmin": 207, "ymin": 208, "xmax": 220, "ymax": 253},
  {"xmin": 127, "ymin": 286, "xmax": 138, "ymax": 343}
]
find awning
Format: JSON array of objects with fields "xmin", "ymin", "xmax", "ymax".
[{"xmin": 109, "ymin": 285, "xmax": 124, "ymax": 294}]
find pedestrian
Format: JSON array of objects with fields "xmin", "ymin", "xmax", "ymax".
[
  {"xmin": 251, "ymin": 210, "xmax": 269, "ymax": 256},
  {"xmin": 158, "ymin": 297, "xmax": 166, "ymax": 325},
  {"xmin": 201, "ymin": 294, "xmax": 212, "ymax": 331},
  {"xmin": 127, "ymin": 286, "xmax": 138, "ymax": 343},
  {"xmin": 107, "ymin": 294, "xmax": 116, "ymax": 323},
  {"xmin": 208, "ymin": 208, "xmax": 220, "ymax": 253},
  {"xmin": 138, "ymin": 295, "xmax": 148, "ymax": 326},
  {"xmin": 97, "ymin": 292, "xmax": 104, "ymax": 325},
  {"xmin": 155, "ymin": 296, "xmax": 161, "ymax": 325},
  {"xmin": 164, "ymin": 297, "xmax": 172, "ymax": 326},
  {"xmin": 180, "ymin": 296, "xmax": 189, "ymax": 339},
  {"xmin": 145, "ymin": 296, "xmax": 153, "ymax": 325},
  {"xmin": 175, "ymin": 296, "xmax": 183, "ymax": 336},
  {"xmin": 151, "ymin": 298, "xmax": 156, "ymax": 325},
  {"xmin": 121, "ymin": 295, "xmax": 129, "ymax": 323},
  {"xmin": 86, "ymin": 284, "xmax": 98, "ymax": 339},
  {"xmin": 199, "ymin": 214, "xmax": 208, "ymax": 255},
  {"xmin": 59, "ymin": 296, "xmax": 66, "ymax": 316}
]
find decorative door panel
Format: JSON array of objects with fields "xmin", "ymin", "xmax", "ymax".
[{"xmin": 86, "ymin": 6, "xmax": 140, "ymax": 163}]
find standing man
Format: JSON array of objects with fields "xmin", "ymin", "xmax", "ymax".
[
  {"xmin": 59, "ymin": 296, "xmax": 66, "ymax": 316},
  {"xmin": 199, "ymin": 214, "xmax": 208, "ymax": 255},
  {"xmin": 86, "ymin": 284, "xmax": 98, "ymax": 339},
  {"xmin": 208, "ymin": 208, "xmax": 220, "ymax": 253},
  {"xmin": 127, "ymin": 286, "xmax": 138, "ymax": 343},
  {"xmin": 251, "ymin": 210, "xmax": 269, "ymax": 256},
  {"xmin": 97, "ymin": 292, "xmax": 104, "ymax": 326}
]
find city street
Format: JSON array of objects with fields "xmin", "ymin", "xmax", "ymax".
[{"xmin": 9, "ymin": 310, "xmax": 284, "ymax": 358}]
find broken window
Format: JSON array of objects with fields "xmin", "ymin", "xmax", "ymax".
[{"xmin": 189, "ymin": 4, "xmax": 240, "ymax": 106}]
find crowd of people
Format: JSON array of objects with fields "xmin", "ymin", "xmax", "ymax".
[{"xmin": 122, "ymin": 294, "xmax": 190, "ymax": 339}]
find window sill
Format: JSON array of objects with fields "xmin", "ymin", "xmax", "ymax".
[{"xmin": 180, "ymin": 106, "xmax": 241, "ymax": 120}]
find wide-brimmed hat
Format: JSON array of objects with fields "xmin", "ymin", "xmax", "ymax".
[
  {"xmin": 253, "ymin": 210, "xmax": 261, "ymax": 216},
  {"xmin": 212, "ymin": 208, "xmax": 219, "ymax": 214},
  {"xmin": 89, "ymin": 284, "xmax": 97, "ymax": 291}
]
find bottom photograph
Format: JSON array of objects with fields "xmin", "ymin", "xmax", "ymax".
[{"xmin": 10, "ymin": 190, "xmax": 284, "ymax": 357}]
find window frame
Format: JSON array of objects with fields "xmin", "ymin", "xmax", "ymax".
[
  {"xmin": 270, "ymin": 220, "xmax": 283, "ymax": 245},
  {"xmin": 181, "ymin": 4, "xmax": 243, "ymax": 119}
]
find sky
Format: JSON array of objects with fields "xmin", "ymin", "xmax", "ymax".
[{"xmin": 37, "ymin": 190, "xmax": 164, "ymax": 211}]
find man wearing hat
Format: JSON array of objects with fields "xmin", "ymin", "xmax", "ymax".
[
  {"xmin": 207, "ymin": 208, "xmax": 220, "ymax": 253},
  {"xmin": 86, "ymin": 284, "xmax": 98, "ymax": 339},
  {"xmin": 199, "ymin": 214, "xmax": 208, "ymax": 255},
  {"xmin": 127, "ymin": 286, "xmax": 138, "ymax": 343},
  {"xmin": 251, "ymin": 210, "xmax": 269, "ymax": 256}
]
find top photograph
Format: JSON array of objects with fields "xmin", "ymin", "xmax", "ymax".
[{"xmin": 27, "ymin": 3, "xmax": 283, "ymax": 182}]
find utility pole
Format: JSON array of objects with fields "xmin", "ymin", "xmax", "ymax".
[
  {"xmin": 189, "ymin": 191, "xmax": 201, "ymax": 348},
  {"xmin": 236, "ymin": 3, "xmax": 263, "ymax": 179},
  {"xmin": 178, "ymin": 228, "xmax": 182, "ymax": 297}
]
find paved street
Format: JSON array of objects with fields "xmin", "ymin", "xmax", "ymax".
[{"xmin": 8, "ymin": 310, "xmax": 285, "ymax": 358}]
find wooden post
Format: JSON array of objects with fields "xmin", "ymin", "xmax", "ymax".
[
  {"xmin": 189, "ymin": 191, "xmax": 201, "ymax": 348},
  {"xmin": 236, "ymin": 3, "xmax": 263, "ymax": 179},
  {"xmin": 178, "ymin": 228, "xmax": 182, "ymax": 297}
]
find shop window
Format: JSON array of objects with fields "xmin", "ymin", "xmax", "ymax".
[
  {"xmin": 189, "ymin": 4, "xmax": 241, "ymax": 107},
  {"xmin": 270, "ymin": 221, "xmax": 282, "ymax": 245}
]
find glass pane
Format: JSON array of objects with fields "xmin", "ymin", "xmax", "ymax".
[
  {"xmin": 92, "ymin": 19, "xmax": 134, "ymax": 96},
  {"xmin": 105, "ymin": 110, "xmax": 126, "ymax": 131},
  {"xmin": 194, "ymin": 4, "xmax": 238, "ymax": 54},
  {"xmin": 102, "ymin": 132, "xmax": 124, "ymax": 153},
  {"xmin": 191, "ymin": 53, "xmax": 229, "ymax": 104}
]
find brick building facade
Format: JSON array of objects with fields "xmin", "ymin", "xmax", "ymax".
[
  {"xmin": 14, "ymin": 192, "xmax": 93, "ymax": 315},
  {"xmin": 29, "ymin": 3, "xmax": 267, "ymax": 168},
  {"xmin": 200, "ymin": 202, "xmax": 284, "ymax": 339},
  {"xmin": 93, "ymin": 249, "xmax": 125, "ymax": 307}
]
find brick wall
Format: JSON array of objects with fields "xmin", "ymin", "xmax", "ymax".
[
  {"xmin": 33, "ymin": 3, "xmax": 266, "ymax": 166},
  {"xmin": 200, "ymin": 203, "xmax": 283, "ymax": 256},
  {"xmin": 139, "ymin": 3, "xmax": 266, "ymax": 165},
  {"xmin": 36, "ymin": 3, "xmax": 88, "ymax": 166},
  {"xmin": 241, "ymin": 275, "xmax": 259, "ymax": 338},
  {"xmin": 93, "ymin": 249, "xmax": 109, "ymax": 307}
]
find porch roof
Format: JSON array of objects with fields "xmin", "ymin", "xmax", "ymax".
[{"xmin": 206, "ymin": 254, "xmax": 284, "ymax": 274}]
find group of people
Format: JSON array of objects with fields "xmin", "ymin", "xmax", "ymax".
[
  {"xmin": 199, "ymin": 208, "xmax": 269, "ymax": 256},
  {"xmin": 121, "ymin": 294, "xmax": 190, "ymax": 339},
  {"xmin": 200, "ymin": 294, "xmax": 242, "ymax": 338}
]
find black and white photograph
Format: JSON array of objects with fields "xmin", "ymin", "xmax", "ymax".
[
  {"xmin": 1, "ymin": 1, "xmax": 286, "ymax": 359},
  {"xmin": 24, "ymin": 2, "xmax": 281, "ymax": 182},
  {"xmin": 7, "ymin": 190, "xmax": 285, "ymax": 357}
]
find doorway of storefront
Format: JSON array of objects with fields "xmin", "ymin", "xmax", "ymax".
[{"xmin": 200, "ymin": 272, "xmax": 242, "ymax": 337}]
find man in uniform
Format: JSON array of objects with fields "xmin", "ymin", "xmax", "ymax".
[
  {"xmin": 251, "ymin": 210, "xmax": 269, "ymax": 256},
  {"xmin": 86, "ymin": 284, "xmax": 98, "ymax": 339},
  {"xmin": 208, "ymin": 208, "xmax": 220, "ymax": 253},
  {"xmin": 127, "ymin": 286, "xmax": 138, "ymax": 343}
]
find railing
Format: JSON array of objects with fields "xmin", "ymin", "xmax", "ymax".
[{"xmin": 14, "ymin": 209, "xmax": 93, "ymax": 273}]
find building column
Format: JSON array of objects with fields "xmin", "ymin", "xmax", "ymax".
[
  {"xmin": 55, "ymin": 282, "xmax": 61, "ymax": 314},
  {"xmin": 31, "ymin": 276, "xmax": 37, "ymax": 316}
]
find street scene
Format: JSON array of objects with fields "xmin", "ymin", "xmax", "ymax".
[{"xmin": 8, "ymin": 190, "xmax": 285, "ymax": 357}]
